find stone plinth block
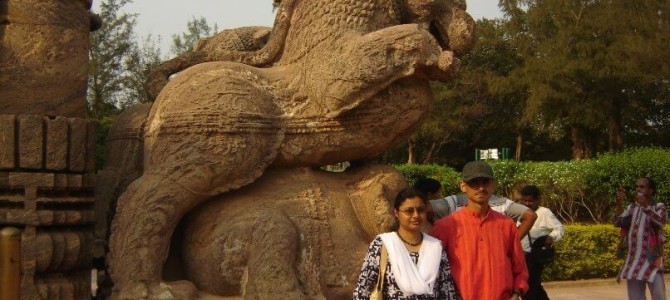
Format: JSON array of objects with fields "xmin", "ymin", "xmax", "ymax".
[
  {"xmin": 45, "ymin": 118, "xmax": 69, "ymax": 171},
  {"xmin": 0, "ymin": 115, "xmax": 96, "ymax": 173},
  {"xmin": 0, "ymin": 115, "xmax": 16, "ymax": 169},
  {"xmin": 18, "ymin": 116, "xmax": 44, "ymax": 170}
]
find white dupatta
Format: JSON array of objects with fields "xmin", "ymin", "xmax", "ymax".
[{"xmin": 378, "ymin": 232, "xmax": 442, "ymax": 296}]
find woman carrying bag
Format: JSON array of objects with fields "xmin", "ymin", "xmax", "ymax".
[{"xmin": 353, "ymin": 188, "xmax": 458, "ymax": 300}]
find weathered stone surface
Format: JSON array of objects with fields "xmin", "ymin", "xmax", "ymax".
[
  {"xmin": 18, "ymin": 115, "xmax": 44, "ymax": 169},
  {"xmin": 85, "ymin": 120, "xmax": 97, "ymax": 172},
  {"xmin": 46, "ymin": 117, "xmax": 69, "ymax": 171},
  {"xmin": 0, "ymin": 0, "xmax": 91, "ymax": 118},
  {"xmin": 0, "ymin": 115, "xmax": 96, "ymax": 173},
  {"xmin": 106, "ymin": 0, "xmax": 476, "ymax": 298},
  {"xmin": 177, "ymin": 165, "xmax": 405, "ymax": 299},
  {"xmin": 68, "ymin": 118, "xmax": 88, "ymax": 173},
  {"xmin": 0, "ymin": 115, "xmax": 16, "ymax": 169}
]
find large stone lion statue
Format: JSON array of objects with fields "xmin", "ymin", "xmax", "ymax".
[{"xmin": 104, "ymin": 0, "xmax": 475, "ymax": 298}]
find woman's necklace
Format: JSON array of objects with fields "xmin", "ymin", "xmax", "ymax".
[{"xmin": 396, "ymin": 231, "xmax": 423, "ymax": 246}]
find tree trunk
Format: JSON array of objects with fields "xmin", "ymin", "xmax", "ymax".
[
  {"xmin": 515, "ymin": 132, "xmax": 523, "ymax": 160},
  {"xmin": 608, "ymin": 98, "xmax": 624, "ymax": 152},
  {"xmin": 422, "ymin": 138, "xmax": 448, "ymax": 164},
  {"xmin": 407, "ymin": 138, "xmax": 416, "ymax": 164},
  {"xmin": 423, "ymin": 142, "xmax": 438, "ymax": 164},
  {"xmin": 571, "ymin": 126, "xmax": 592, "ymax": 160}
]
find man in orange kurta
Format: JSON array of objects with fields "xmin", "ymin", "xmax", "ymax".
[{"xmin": 430, "ymin": 161, "xmax": 528, "ymax": 300}]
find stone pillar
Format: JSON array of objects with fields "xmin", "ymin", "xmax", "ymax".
[{"xmin": 0, "ymin": 1, "xmax": 97, "ymax": 299}]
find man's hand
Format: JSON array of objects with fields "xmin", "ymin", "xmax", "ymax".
[
  {"xmin": 517, "ymin": 209, "xmax": 538, "ymax": 239},
  {"xmin": 509, "ymin": 290, "xmax": 522, "ymax": 300}
]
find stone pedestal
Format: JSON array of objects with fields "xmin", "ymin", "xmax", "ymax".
[
  {"xmin": 0, "ymin": 115, "xmax": 96, "ymax": 299},
  {"xmin": 1, "ymin": 0, "xmax": 96, "ymax": 298}
]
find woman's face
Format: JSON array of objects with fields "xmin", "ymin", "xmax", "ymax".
[{"xmin": 394, "ymin": 196, "xmax": 427, "ymax": 233}]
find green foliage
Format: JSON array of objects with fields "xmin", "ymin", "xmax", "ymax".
[
  {"xmin": 171, "ymin": 17, "xmax": 218, "ymax": 56},
  {"xmin": 498, "ymin": 0, "xmax": 670, "ymax": 157},
  {"xmin": 121, "ymin": 34, "xmax": 166, "ymax": 107},
  {"xmin": 395, "ymin": 164, "xmax": 461, "ymax": 196},
  {"xmin": 545, "ymin": 224, "xmax": 622, "ymax": 280},
  {"xmin": 589, "ymin": 148, "xmax": 670, "ymax": 204},
  {"xmin": 95, "ymin": 116, "xmax": 116, "ymax": 171},
  {"xmin": 88, "ymin": 0, "xmax": 137, "ymax": 119},
  {"xmin": 395, "ymin": 147, "xmax": 670, "ymax": 223},
  {"xmin": 545, "ymin": 224, "xmax": 670, "ymax": 281}
]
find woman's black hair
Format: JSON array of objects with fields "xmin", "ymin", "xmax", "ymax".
[
  {"xmin": 393, "ymin": 187, "xmax": 428, "ymax": 210},
  {"xmin": 389, "ymin": 188, "xmax": 428, "ymax": 231}
]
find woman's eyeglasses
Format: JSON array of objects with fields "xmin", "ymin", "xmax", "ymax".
[{"xmin": 399, "ymin": 206, "xmax": 427, "ymax": 216}]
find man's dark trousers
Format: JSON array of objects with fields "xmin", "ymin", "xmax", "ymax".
[{"xmin": 524, "ymin": 252, "xmax": 550, "ymax": 300}]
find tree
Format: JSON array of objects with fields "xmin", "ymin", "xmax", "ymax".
[
  {"xmin": 396, "ymin": 19, "xmax": 524, "ymax": 166},
  {"xmin": 88, "ymin": 0, "xmax": 137, "ymax": 119},
  {"xmin": 499, "ymin": 0, "xmax": 670, "ymax": 159},
  {"xmin": 120, "ymin": 35, "xmax": 165, "ymax": 107},
  {"xmin": 171, "ymin": 17, "xmax": 218, "ymax": 56}
]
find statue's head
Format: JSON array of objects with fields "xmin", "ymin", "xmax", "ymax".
[{"xmin": 395, "ymin": 0, "xmax": 476, "ymax": 56}]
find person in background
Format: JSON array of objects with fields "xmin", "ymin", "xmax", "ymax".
[
  {"xmin": 614, "ymin": 177, "xmax": 667, "ymax": 300},
  {"xmin": 519, "ymin": 185, "xmax": 564, "ymax": 300},
  {"xmin": 413, "ymin": 177, "xmax": 443, "ymax": 201},
  {"xmin": 353, "ymin": 188, "xmax": 458, "ymax": 300},
  {"xmin": 413, "ymin": 177, "xmax": 443, "ymax": 229},
  {"xmin": 430, "ymin": 161, "xmax": 528, "ymax": 300}
]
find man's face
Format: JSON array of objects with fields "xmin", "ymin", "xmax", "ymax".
[
  {"xmin": 460, "ymin": 177, "xmax": 495, "ymax": 205},
  {"xmin": 636, "ymin": 178, "xmax": 654, "ymax": 198},
  {"xmin": 521, "ymin": 195, "xmax": 539, "ymax": 210}
]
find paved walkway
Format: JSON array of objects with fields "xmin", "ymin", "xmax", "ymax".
[{"xmin": 545, "ymin": 276, "xmax": 670, "ymax": 300}]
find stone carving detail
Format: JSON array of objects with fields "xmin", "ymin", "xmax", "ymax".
[
  {"xmin": 176, "ymin": 166, "xmax": 405, "ymax": 299},
  {"xmin": 106, "ymin": 0, "xmax": 475, "ymax": 298},
  {"xmin": 0, "ymin": 115, "xmax": 97, "ymax": 299}
]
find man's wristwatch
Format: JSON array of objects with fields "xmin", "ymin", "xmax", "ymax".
[{"xmin": 511, "ymin": 290, "xmax": 522, "ymax": 297}]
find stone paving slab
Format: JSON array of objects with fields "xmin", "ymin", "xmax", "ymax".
[{"xmin": 545, "ymin": 276, "xmax": 670, "ymax": 300}]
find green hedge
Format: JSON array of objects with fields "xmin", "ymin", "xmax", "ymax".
[
  {"xmin": 396, "ymin": 147, "xmax": 670, "ymax": 223},
  {"xmin": 545, "ymin": 224, "xmax": 670, "ymax": 281}
]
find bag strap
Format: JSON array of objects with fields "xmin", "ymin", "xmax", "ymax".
[{"xmin": 375, "ymin": 244, "xmax": 388, "ymax": 293}]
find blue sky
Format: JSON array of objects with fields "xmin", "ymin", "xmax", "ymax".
[{"xmin": 92, "ymin": 0, "xmax": 503, "ymax": 53}]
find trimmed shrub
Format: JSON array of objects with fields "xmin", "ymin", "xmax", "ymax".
[
  {"xmin": 545, "ymin": 224, "xmax": 670, "ymax": 281},
  {"xmin": 395, "ymin": 147, "xmax": 670, "ymax": 223}
]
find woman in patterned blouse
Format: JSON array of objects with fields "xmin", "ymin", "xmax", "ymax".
[{"xmin": 353, "ymin": 188, "xmax": 459, "ymax": 300}]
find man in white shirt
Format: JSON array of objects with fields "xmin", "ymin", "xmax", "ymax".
[{"xmin": 519, "ymin": 185, "xmax": 565, "ymax": 300}]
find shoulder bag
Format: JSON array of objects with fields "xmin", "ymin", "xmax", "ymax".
[{"xmin": 370, "ymin": 244, "xmax": 388, "ymax": 300}]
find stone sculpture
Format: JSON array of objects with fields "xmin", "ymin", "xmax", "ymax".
[
  {"xmin": 106, "ymin": 0, "xmax": 475, "ymax": 298},
  {"xmin": 177, "ymin": 165, "xmax": 405, "ymax": 299}
]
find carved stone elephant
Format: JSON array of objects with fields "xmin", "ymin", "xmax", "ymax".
[
  {"xmin": 165, "ymin": 165, "xmax": 406, "ymax": 299},
  {"xmin": 107, "ymin": 0, "xmax": 475, "ymax": 298}
]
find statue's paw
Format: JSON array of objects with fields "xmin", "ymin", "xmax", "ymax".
[
  {"xmin": 110, "ymin": 282, "xmax": 148, "ymax": 300},
  {"xmin": 148, "ymin": 281, "xmax": 198, "ymax": 300},
  {"xmin": 111, "ymin": 281, "xmax": 198, "ymax": 300}
]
